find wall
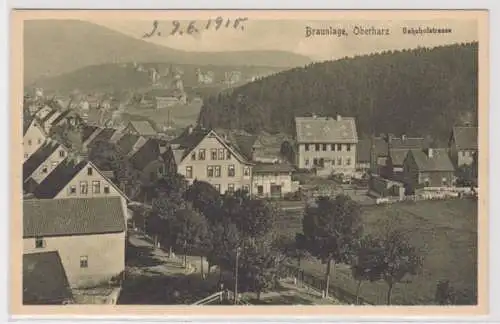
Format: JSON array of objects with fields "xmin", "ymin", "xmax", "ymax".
[
  {"xmin": 23, "ymin": 232, "xmax": 126, "ymax": 288},
  {"xmin": 23, "ymin": 124, "xmax": 47, "ymax": 161},
  {"xmin": 296, "ymin": 142, "xmax": 357, "ymax": 175},
  {"xmin": 252, "ymin": 172, "xmax": 293, "ymax": 197},
  {"xmin": 178, "ymin": 135, "xmax": 252, "ymax": 194},
  {"xmin": 457, "ymin": 149, "xmax": 475, "ymax": 166},
  {"xmin": 418, "ymin": 171, "xmax": 454, "ymax": 187}
]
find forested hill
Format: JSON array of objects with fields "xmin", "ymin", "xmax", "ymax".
[{"xmin": 198, "ymin": 42, "xmax": 478, "ymax": 143}]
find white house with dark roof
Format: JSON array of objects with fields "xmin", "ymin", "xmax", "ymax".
[
  {"xmin": 23, "ymin": 119, "xmax": 48, "ymax": 161},
  {"xmin": 252, "ymin": 163, "xmax": 296, "ymax": 198},
  {"xmin": 294, "ymin": 115, "xmax": 358, "ymax": 176},
  {"xmin": 23, "ymin": 140, "xmax": 69, "ymax": 190},
  {"xmin": 23, "ymin": 197, "xmax": 126, "ymax": 288},
  {"xmin": 449, "ymin": 125, "xmax": 478, "ymax": 167}
]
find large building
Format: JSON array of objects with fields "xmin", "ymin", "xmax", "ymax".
[
  {"xmin": 170, "ymin": 127, "xmax": 253, "ymax": 194},
  {"xmin": 294, "ymin": 115, "xmax": 358, "ymax": 176},
  {"xmin": 23, "ymin": 197, "xmax": 127, "ymax": 288}
]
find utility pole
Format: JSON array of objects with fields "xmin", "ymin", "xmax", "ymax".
[{"xmin": 234, "ymin": 247, "xmax": 241, "ymax": 304}]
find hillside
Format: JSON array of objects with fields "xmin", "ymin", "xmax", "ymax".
[
  {"xmin": 27, "ymin": 62, "xmax": 285, "ymax": 95},
  {"xmin": 24, "ymin": 20, "xmax": 311, "ymax": 83},
  {"xmin": 198, "ymin": 43, "xmax": 478, "ymax": 144}
]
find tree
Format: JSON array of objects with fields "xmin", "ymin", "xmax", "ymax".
[
  {"xmin": 236, "ymin": 199, "xmax": 277, "ymax": 240},
  {"xmin": 206, "ymin": 222, "xmax": 241, "ymax": 275},
  {"xmin": 302, "ymin": 195, "xmax": 363, "ymax": 298},
  {"xmin": 379, "ymin": 229, "xmax": 423, "ymax": 305},
  {"xmin": 351, "ymin": 235, "xmax": 385, "ymax": 304},
  {"xmin": 49, "ymin": 123, "xmax": 83, "ymax": 151},
  {"xmin": 185, "ymin": 180, "xmax": 223, "ymax": 224}
]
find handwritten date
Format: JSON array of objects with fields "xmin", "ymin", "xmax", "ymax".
[{"xmin": 143, "ymin": 17, "xmax": 248, "ymax": 38}]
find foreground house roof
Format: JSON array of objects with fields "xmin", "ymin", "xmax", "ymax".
[
  {"xmin": 452, "ymin": 126, "xmax": 478, "ymax": 150},
  {"xmin": 23, "ymin": 197, "xmax": 126, "ymax": 238},
  {"xmin": 295, "ymin": 115, "xmax": 358, "ymax": 144},
  {"xmin": 23, "ymin": 140, "xmax": 64, "ymax": 181},
  {"xmin": 23, "ymin": 251, "xmax": 73, "ymax": 305},
  {"xmin": 408, "ymin": 148, "xmax": 455, "ymax": 172}
]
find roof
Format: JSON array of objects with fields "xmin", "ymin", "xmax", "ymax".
[
  {"xmin": 129, "ymin": 138, "xmax": 161, "ymax": 170},
  {"xmin": 389, "ymin": 148, "xmax": 410, "ymax": 166},
  {"xmin": 23, "ymin": 251, "xmax": 73, "ymax": 304},
  {"xmin": 81, "ymin": 125, "xmax": 100, "ymax": 143},
  {"xmin": 295, "ymin": 116, "xmax": 358, "ymax": 144},
  {"xmin": 51, "ymin": 109, "xmax": 82, "ymax": 126},
  {"xmin": 23, "ymin": 197, "xmax": 126, "ymax": 237},
  {"xmin": 368, "ymin": 136, "xmax": 428, "ymax": 159},
  {"xmin": 391, "ymin": 137, "xmax": 427, "ymax": 149},
  {"xmin": 23, "ymin": 141, "xmax": 62, "ymax": 181},
  {"xmin": 408, "ymin": 148, "xmax": 455, "ymax": 172},
  {"xmin": 452, "ymin": 126, "xmax": 478, "ymax": 150},
  {"xmin": 253, "ymin": 163, "xmax": 295, "ymax": 174},
  {"xmin": 357, "ymin": 139, "xmax": 372, "ymax": 163},
  {"xmin": 116, "ymin": 133, "xmax": 141, "ymax": 156},
  {"xmin": 88, "ymin": 128, "xmax": 117, "ymax": 147},
  {"xmin": 128, "ymin": 120, "xmax": 157, "ymax": 137},
  {"xmin": 33, "ymin": 158, "xmax": 88, "ymax": 199}
]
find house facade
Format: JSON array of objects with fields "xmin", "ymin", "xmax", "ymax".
[
  {"xmin": 23, "ymin": 197, "xmax": 126, "ymax": 288},
  {"xmin": 295, "ymin": 115, "xmax": 358, "ymax": 176},
  {"xmin": 23, "ymin": 119, "xmax": 48, "ymax": 161},
  {"xmin": 172, "ymin": 127, "xmax": 253, "ymax": 194},
  {"xmin": 449, "ymin": 125, "xmax": 478, "ymax": 167},
  {"xmin": 403, "ymin": 148, "xmax": 455, "ymax": 188},
  {"xmin": 252, "ymin": 163, "xmax": 295, "ymax": 198}
]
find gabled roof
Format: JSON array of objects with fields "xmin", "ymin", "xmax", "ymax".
[
  {"xmin": 295, "ymin": 116, "xmax": 358, "ymax": 144},
  {"xmin": 253, "ymin": 163, "xmax": 295, "ymax": 174},
  {"xmin": 116, "ymin": 133, "xmax": 141, "ymax": 156},
  {"xmin": 129, "ymin": 138, "xmax": 161, "ymax": 170},
  {"xmin": 81, "ymin": 125, "xmax": 101, "ymax": 143},
  {"xmin": 23, "ymin": 141, "xmax": 64, "ymax": 181},
  {"xmin": 87, "ymin": 128, "xmax": 117, "ymax": 147},
  {"xmin": 389, "ymin": 148, "xmax": 410, "ymax": 166},
  {"xmin": 33, "ymin": 158, "xmax": 88, "ymax": 199},
  {"xmin": 232, "ymin": 134, "xmax": 258, "ymax": 160},
  {"xmin": 23, "ymin": 251, "xmax": 73, "ymax": 305},
  {"xmin": 408, "ymin": 148, "xmax": 455, "ymax": 172},
  {"xmin": 127, "ymin": 120, "xmax": 157, "ymax": 137},
  {"xmin": 51, "ymin": 108, "xmax": 82, "ymax": 126},
  {"xmin": 452, "ymin": 126, "xmax": 478, "ymax": 150},
  {"xmin": 23, "ymin": 197, "xmax": 126, "ymax": 238}
]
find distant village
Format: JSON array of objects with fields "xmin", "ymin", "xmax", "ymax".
[{"xmin": 22, "ymin": 85, "xmax": 478, "ymax": 304}]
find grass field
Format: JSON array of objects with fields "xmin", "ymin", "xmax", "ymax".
[{"xmin": 276, "ymin": 198, "xmax": 478, "ymax": 305}]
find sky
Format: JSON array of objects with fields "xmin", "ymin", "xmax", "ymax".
[{"xmin": 90, "ymin": 18, "xmax": 479, "ymax": 61}]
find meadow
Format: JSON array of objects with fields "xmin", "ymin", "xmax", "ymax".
[{"xmin": 276, "ymin": 198, "xmax": 478, "ymax": 305}]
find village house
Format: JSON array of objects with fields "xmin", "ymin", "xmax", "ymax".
[
  {"xmin": 449, "ymin": 125, "xmax": 478, "ymax": 167},
  {"xmin": 123, "ymin": 120, "xmax": 158, "ymax": 137},
  {"xmin": 23, "ymin": 140, "xmax": 69, "ymax": 191},
  {"xmin": 128, "ymin": 137, "xmax": 167, "ymax": 185},
  {"xmin": 252, "ymin": 163, "xmax": 296, "ymax": 198},
  {"xmin": 171, "ymin": 126, "xmax": 253, "ymax": 194},
  {"xmin": 23, "ymin": 119, "xmax": 48, "ymax": 161},
  {"xmin": 23, "ymin": 251, "xmax": 74, "ymax": 305},
  {"xmin": 402, "ymin": 148, "xmax": 455, "ymax": 188},
  {"xmin": 294, "ymin": 115, "xmax": 358, "ymax": 177},
  {"xmin": 23, "ymin": 197, "xmax": 127, "ymax": 288}
]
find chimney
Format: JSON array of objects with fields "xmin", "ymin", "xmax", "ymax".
[
  {"xmin": 428, "ymin": 148, "xmax": 434, "ymax": 158},
  {"xmin": 336, "ymin": 114, "xmax": 342, "ymax": 121}
]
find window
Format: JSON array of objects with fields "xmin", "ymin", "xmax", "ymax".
[
  {"xmin": 215, "ymin": 166, "xmax": 221, "ymax": 177},
  {"xmin": 313, "ymin": 158, "xmax": 318, "ymax": 166},
  {"xmin": 319, "ymin": 158, "xmax": 325, "ymax": 167},
  {"xmin": 198, "ymin": 149, "xmax": 206, "ymax": 160},
  {"xmin": 346, "ymin": 144, "xmax": 351, "ymax": 152},
  {"xmin": 337, "ymin": 157, "xmax": 342, "ymax": 166},
  {"xmin": 207, "ymin": 166, "xmax": 214, "ymax": 177},
  {"xmin": 35, "ymin": 237, "xmax": 45, "ymax": 249},
  {"xmin": 42, "ymin": 165, "xmax": 48, "ymax": 174},
  {"xmin": 104, "ymin": 185, "xmax": 110, "ymax": 194},
  {"xmin": 92, "ymin": 181, "xmax": 100, "ymax": 194},
  {"xmin": 186, "ymin": 166, "xmax": 193, "ymax": 179},
  {"xmin": 226, "ymin": 151, "xmax": 232, "ymax": 160},
  {"xmin": 315, "ymin": 144, "xmax": 320, "ymax": 151},
  {"xmin": 332, "ymin": 159, "xmax": 336, "ymax": 166},
  {"xmin": 80, "ymin": 181, "xmax": 88, "ymax": 194},
  {"xmin": 191, "ymin": 152, "xmax": 196, "ymax": 161},
  {"xmin": 305, "ymin": 159, "xmax": 310, "ymax": 166},
  {"xmin": 27, "ymin": 139, "xmax": 32, "ymax": 146},
  {"xmin": 228, "ymin": 165, "xmax": 235, "ymax": 177},
  {"xmin": 322, "ymin": 144, "xmax": 327, "ymax": 151},
  {"xmin": 257, "ymin": 185, "xmax": 264, "ymax": 195},
  {"xmin": 80, "ymin": 256, "xmax": 88, "ymax": 268},
  {"xmin": 346, "ymin": 158, "xmax": 351, "ymax": 166},
  {"xmin": 218, "ymin": 149, "xmax": 225, "ymax": 160},
  {"xmin": 337, "ymin": 144, "xmax": 342, "ymax": 151},
  {"xmin": 305, "ymin": 144, "xmax": 309, "ymax": 151},
  {"xmin": 243, "ymin": 166, "xmax": 250, "ymax": 177},
  {"xmin": 227, "ymin": 184, "xmax": 235, "ymax": 193},
  {"xmin": 51, "ymin": 161, "xmax": 58, "ymax": 168},
  {"xmin": 69, "ymin": 185, "xmax": 76, "ymax": 195},
  {"xmin": 87, "ymin": 167, "xmax": 93, "ymax": 176},
  {"xmin": 24, "ymin": 153, "xmax": 28, "ymax": 159},
  {"xmin": 211, "ymin": 149, "xmax": 217, "ymax": 160},
  {"xmin": 214, "ymin": 184, "xmax": 221, "ymax": 192},
  {"xmin": 37, "ymin": 138, "xmax": 42, "ymax": 144},
  {"xmin": 331, "ymin": 144, "xmax": 336, "ymax": 151}
]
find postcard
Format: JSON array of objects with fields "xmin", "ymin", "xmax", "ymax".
[{"xmin": 10, "ymin": 9, "xmax": 489, "ymax": 318}]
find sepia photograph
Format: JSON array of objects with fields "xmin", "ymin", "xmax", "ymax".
[{"xmin": 10, "ymin": 9, "xmax": 489, "ymax": 317}]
